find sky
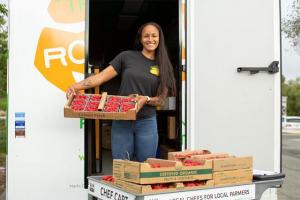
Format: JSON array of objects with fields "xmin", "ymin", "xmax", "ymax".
[
  {"xmin": 0, "ymin": 0, "xmax": 299, "ymax": 80},
  {"xmin": 0, "ymin": 0, "xmax": 6, "ymax": 5},
  {"xmin": 281, "ymin": 0, "xmax": 300, "ymax": 80}
]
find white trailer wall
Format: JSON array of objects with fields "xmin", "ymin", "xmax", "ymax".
[
  {"xmin": 7, "ymin": 0, "xmax": 86, "ymax": 199},
  {"xmin": 187, "ymin": 0, "xmax": 281, "ymax": 199}
]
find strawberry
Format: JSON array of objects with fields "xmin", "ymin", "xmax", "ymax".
[{"xmin": 150, "ymin": 163, "xmax": 161, "ymax": 168}]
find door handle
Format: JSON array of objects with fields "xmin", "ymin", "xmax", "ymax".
[{"xmin": 237, "ymin": 61, "xmax": 279, "ymax": 74}]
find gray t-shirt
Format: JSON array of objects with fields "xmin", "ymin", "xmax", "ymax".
[{"xmin": 109, "ymin": 50, "xmax": 160, "ymax": 119}]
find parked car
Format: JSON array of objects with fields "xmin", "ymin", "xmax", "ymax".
[{"xmin": 282, "ymin": 116, "xmax": 300, "ymax": 130}]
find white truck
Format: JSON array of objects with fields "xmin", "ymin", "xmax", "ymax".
[{"xmin": 7, "ymin": 0, "xmax": 281, "ymax": 199}]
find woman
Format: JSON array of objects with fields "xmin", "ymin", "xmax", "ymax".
[{"xmin": 66, "ymin": 22, "xmax": 176, "ymax": 162}]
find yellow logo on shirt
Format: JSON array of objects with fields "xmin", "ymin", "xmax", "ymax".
[{"xmin": 150, "ymin": 65, "xmax": 159, "ymax": 76}]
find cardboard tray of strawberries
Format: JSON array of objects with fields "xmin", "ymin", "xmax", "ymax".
[{"xmin": 64, "ymin": 92, "xmax": 137, "ymax": 120}]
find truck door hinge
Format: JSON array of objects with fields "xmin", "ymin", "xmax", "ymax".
[{"xmin": 237, "ymin": 61, "xmax": 279, "ymax": 75}]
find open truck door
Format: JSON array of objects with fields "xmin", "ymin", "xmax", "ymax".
[{"xmin": 186, "ymin": 0, "xmax": 281, "ymax": 199}]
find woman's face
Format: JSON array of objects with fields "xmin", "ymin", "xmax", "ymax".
[{"xmin": 140, "ymin": 25, "xmax": 160, "ymax": 52}]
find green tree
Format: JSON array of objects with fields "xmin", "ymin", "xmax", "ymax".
[
  {"xmin": 282, "ymin": 75, "xmax": 289, "ymax": 97},
  {"xmin": 0, "ymin": 4, "xmax": 8, "ymax": 98},
  {"xmin": 285, "ymin": 77, "xmax": 300, "ymax": 116},
  {"xmin": 282, "ymin": 0, "xmax": 300, "ymax": 53}
]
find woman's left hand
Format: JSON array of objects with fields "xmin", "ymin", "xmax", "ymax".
[{"xmin": 135, "ymin": 96, "xmax": 148, "ymax": 112}]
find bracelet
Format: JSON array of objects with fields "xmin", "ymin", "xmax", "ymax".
[{"xmin": 146, "ymin": 96, "xmax": 151, "ymax": 103}]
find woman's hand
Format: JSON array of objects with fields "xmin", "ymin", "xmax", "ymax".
[
  {"xmin": 66, "ymin": 86, "xmax": 78, "ymax": 99},
  {"xmin": 135, "ymin": 96, "xmax": 148, "ymax": 112},
  {"xmin": 66, "ymin": 65, "xmax": 118, "ymax": 99}
]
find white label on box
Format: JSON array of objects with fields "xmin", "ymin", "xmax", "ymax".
[
  {"xmin": 88, "ymin": 180, "xmax": 136, "ymax": 200},
  {"xmin": 144, "ymin": 184, "xmax": 255, "ymax": 200}
]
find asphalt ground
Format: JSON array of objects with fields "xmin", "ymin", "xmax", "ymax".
[{"xmin": 277, "ymin": 131, "xmax": 300, "ymax": 200}]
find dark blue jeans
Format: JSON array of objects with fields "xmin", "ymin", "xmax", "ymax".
[{"xmin": 111, "ymin": 116, "xmax": 158, "ymax": 162}]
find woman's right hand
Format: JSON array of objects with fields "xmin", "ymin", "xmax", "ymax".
[{"xmin": 66, "ymin": 86, "xmax": 78, "ymax": 99}]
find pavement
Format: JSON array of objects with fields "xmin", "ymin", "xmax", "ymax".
[
  {"xmin": 277, "ymin": 131, "xmax": 300, "ymax": 200},
  {"xmin": 282, "ymin": 129, "xmax": 300, "ymax": 134},
  {"xmin": 0, "ymin": 191, "xmax": 5, "ymax": 200}
]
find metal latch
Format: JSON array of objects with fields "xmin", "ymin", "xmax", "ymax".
[{"xmin": 237, "ymin": 61, "xmax": 279, "ymax": 74}]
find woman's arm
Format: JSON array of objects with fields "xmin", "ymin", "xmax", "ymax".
[
  {"xmin": 146, "ymin": 87, "xmax": 168, "ymax": 107},
  {"xmin": 134, "ymin": 95, "xmax": 167, "ymax": 113},
  {"xmin": 134, "ymin": 87, "xmax": 168, "ymax": 112},
  {"xmin": 66, "ymin": 65, "xmax": 118, "ymax": 98},
  {"xmin": 146, "ymin": 95, "xmax": 167, "ymax": 107}
]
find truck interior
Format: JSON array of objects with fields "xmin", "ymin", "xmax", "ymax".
[{"xmin": 85, "ymin": 0, "xmax": 183, "ymax": 185}]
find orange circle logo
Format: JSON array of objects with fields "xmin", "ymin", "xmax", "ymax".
[
  {"xmin": 48, "ymin": 0, "xmax": 85, "ymax": 23},
  {"xmin": 34, "ymin": 0, "xmax": 85, "ymax": 92}
]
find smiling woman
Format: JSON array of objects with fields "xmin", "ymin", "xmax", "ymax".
[
  {"xmin": 67, "ymin": 22, "xmax": 176, "ymax": 162},
  {"xmin": 83, "ymin": 0, "xmax": 181, "ymax": 179},
  {"xmin": 140, "ymin": 25, "xmax": 159, "ymax": 55}
]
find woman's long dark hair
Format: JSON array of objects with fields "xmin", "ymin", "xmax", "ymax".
[{"xmin": 134, "ymin": 22, "xmax": 176, "ymax": 96}]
